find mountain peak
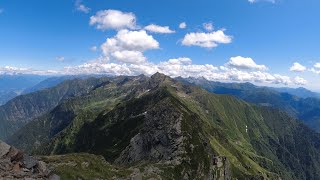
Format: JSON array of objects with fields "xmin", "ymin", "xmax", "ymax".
[
  {"xmin": 149, "ymin": 72, "xmax": 173, "ymax": 87},
  {"xmin": 151, "ymin": 72, "xmax": 168, "ymax": 80}
]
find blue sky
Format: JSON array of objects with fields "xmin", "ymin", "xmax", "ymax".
[{"xmin": 0, "ymin": 0, "xmax": 320, "ymax": 90}]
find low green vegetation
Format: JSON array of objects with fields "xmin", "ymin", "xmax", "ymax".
[{"xmin": 40, "ymin": 153, "xmax": 132, "ymax": 179}]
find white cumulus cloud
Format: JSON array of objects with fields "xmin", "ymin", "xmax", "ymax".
[
  {"xmin": 314, "ymin": 63, "xmax": 320, "ymax": 69},
  {"xmin": 144, "ymin": 24, "xmax": 175, "ymax": 34},
  {"xmin": 2, "ymin": 56, "xmax": 307, "ymax": 87},
  {"xmin": 310, "ymin": 69, "xmax": 320, "ymax": 74},
  {"xmin": 111, "ymin": 50, "xmax": 146, "ymax": 64},
  {"xmin": 182, "ymin": 30, "xmax": 232, "ymax": 48},
  {"xmin": 90, "ymin": 9, "xmax": 137, "ymax": 30},
  {"xmin": 166, "ymin": 57, "xmax": 192, "ymax": 65},
  {"xmin": 310, "ymin": 63, "xmax": 320, "ymax": 74},
  {"xmin": 101, "ymin": 29, "xmax": 159, "ymax": 64},
  {"xmin": 290, "ymin": 62, "xmax": 307, "ymax": 72},
  {"xmin": 59, "ymin": 56, "xmax": 300, "ymax": 86},
  {"xmin": 293, "ymin": 76, "xmax": 307, "ymax": 85},
  {"xmin": 226, "ymin": 56, "xmax": 268, "ymax": 71},
  {"xmin": 157, "ymin": 60, "xmax": 218, "ymax": 78}
]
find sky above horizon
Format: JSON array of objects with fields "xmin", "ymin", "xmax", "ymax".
[{"xmin": 0, "ymin": 0, "xmax": 320, "ymax": 90}]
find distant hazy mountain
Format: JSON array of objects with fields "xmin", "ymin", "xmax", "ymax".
[
  {"xmin": 0, "ymin": 74, "xmax": 46, "ymax": 91},
  {"xmin": 177, "ymin": 77, "xmax": 320, "ymax": 132},
  {"xmin": 0, "ymin": 74, "xmax": 48, "ymax": 105},
  {"xmin": 0, "ymin": 75, "xmax": 107, "ymax": 106},
  {"xmin": 22, "ymin": 75, "xmax": 110, "ymax": 94},
  {"xmin": 22, "ymin": 76, "xmax": 80, "ymax": 94},
  {"xmin": 0, "ymin": 91, "xmax": 18, "ymax": 105},
  {"xmin": 270, "ymin": 87, "xmax": 320, "ymax": 99},
  {"xmin": 5, "ymin": 73, "xmax": 320, "ymax": 179}
]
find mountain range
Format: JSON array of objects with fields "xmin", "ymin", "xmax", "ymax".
[
  {"xmin": 270, "ymin": 87, "xmax": 320, "ymax": 99},
  {"xmin": 0, "ymin": 73, "xmax": 319, "ymax": 179},
  {"xmin": 178, "ymin": 77, "xmax": 320, "ymax": 133},
  {"xmin": 0, "ymin": 74, "xmax": 48, "ymax": 105},
  {"xmin": 0, "ymin": 74, "xmax": 115, "ymax": 107}
]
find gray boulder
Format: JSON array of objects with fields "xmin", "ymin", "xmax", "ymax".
[
  {"xmin": 0, "ymin": 140, "xmax": 60, "ymax": 179},
  {"xmin": 23, "ymin": 156, "xmax": 38, "ymax": 169}
]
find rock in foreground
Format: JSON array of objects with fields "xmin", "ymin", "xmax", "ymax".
[{"xmin": 0, "ymin": 140, "xmax": 59, "ymax": 180}]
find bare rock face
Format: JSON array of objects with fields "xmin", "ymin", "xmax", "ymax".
[
  {"xmin": 115, "ymin": 98, "xmax": 185, "ymax": 165},
  {"xmin": 0, "ymin": 140, "xmax": 59, "ymax": 180}
]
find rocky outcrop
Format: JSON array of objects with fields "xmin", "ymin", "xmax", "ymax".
[
  {"xmin": 0, "ymin": 140, "xmax": 59, "ymax": 179},
  {"xmin": 115, "ymin": 99, "xmax": 185, "ymax": 165},
  {"xmin": 212, "ymin": 156, "xmax": 231, "ymax": 179}
]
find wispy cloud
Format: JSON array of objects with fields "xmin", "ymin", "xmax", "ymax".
[
  {"xmin": 56, "ymin": 56, "xmax": 65, "ymax": 62},
  {"xmin": 90, "ymin": 46, "xmax": 98, "ymax": 52},
  {"xmin": 203, "ymin": 22, "xmax": 214, "ymax": 31},
  {"xmin": 75, "ymin": 0, "xmax": 90, "ymax": 13},
  {"xmin": 144, "ymin": 24, "xmax": 175, "ymax": 34},
  {"xmin": 179, "ymin": 22, "xmax": 187, "ymax": 29},
  {"xmin": 0, "ymin": 8, "xmax": 4, "ymax": 14},
  {"xmin": 248, "ymin": 0, "xmax": 276, "ymax": 4}
]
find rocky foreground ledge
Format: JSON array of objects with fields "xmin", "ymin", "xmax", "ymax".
[{"xmin": 0, "ymin": 140, "xmax": 60, "ymax": 180}]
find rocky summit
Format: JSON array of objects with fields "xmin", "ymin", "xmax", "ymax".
[{"xmin": 0, "ymin": 140, "xmax": 59, "ymax": 180}]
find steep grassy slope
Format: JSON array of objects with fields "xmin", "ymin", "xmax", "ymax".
[
  {"xmin": 174, "ymin": 83, "xmax": 320, "ymax": 179},
  {"xmin": 0, "ymin": 77, "xmax": 118, "ymax": 140},
  {"xmin": 178, "ymin": 77, "xmax": 320, "ymax": 132},
  {"xmin": 7, "ymin": 75, "xmax": 153, "ymax": 151},
  {"xmin": 7, "ymin": 73, "xmax": 320, "ymax": 179}
]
